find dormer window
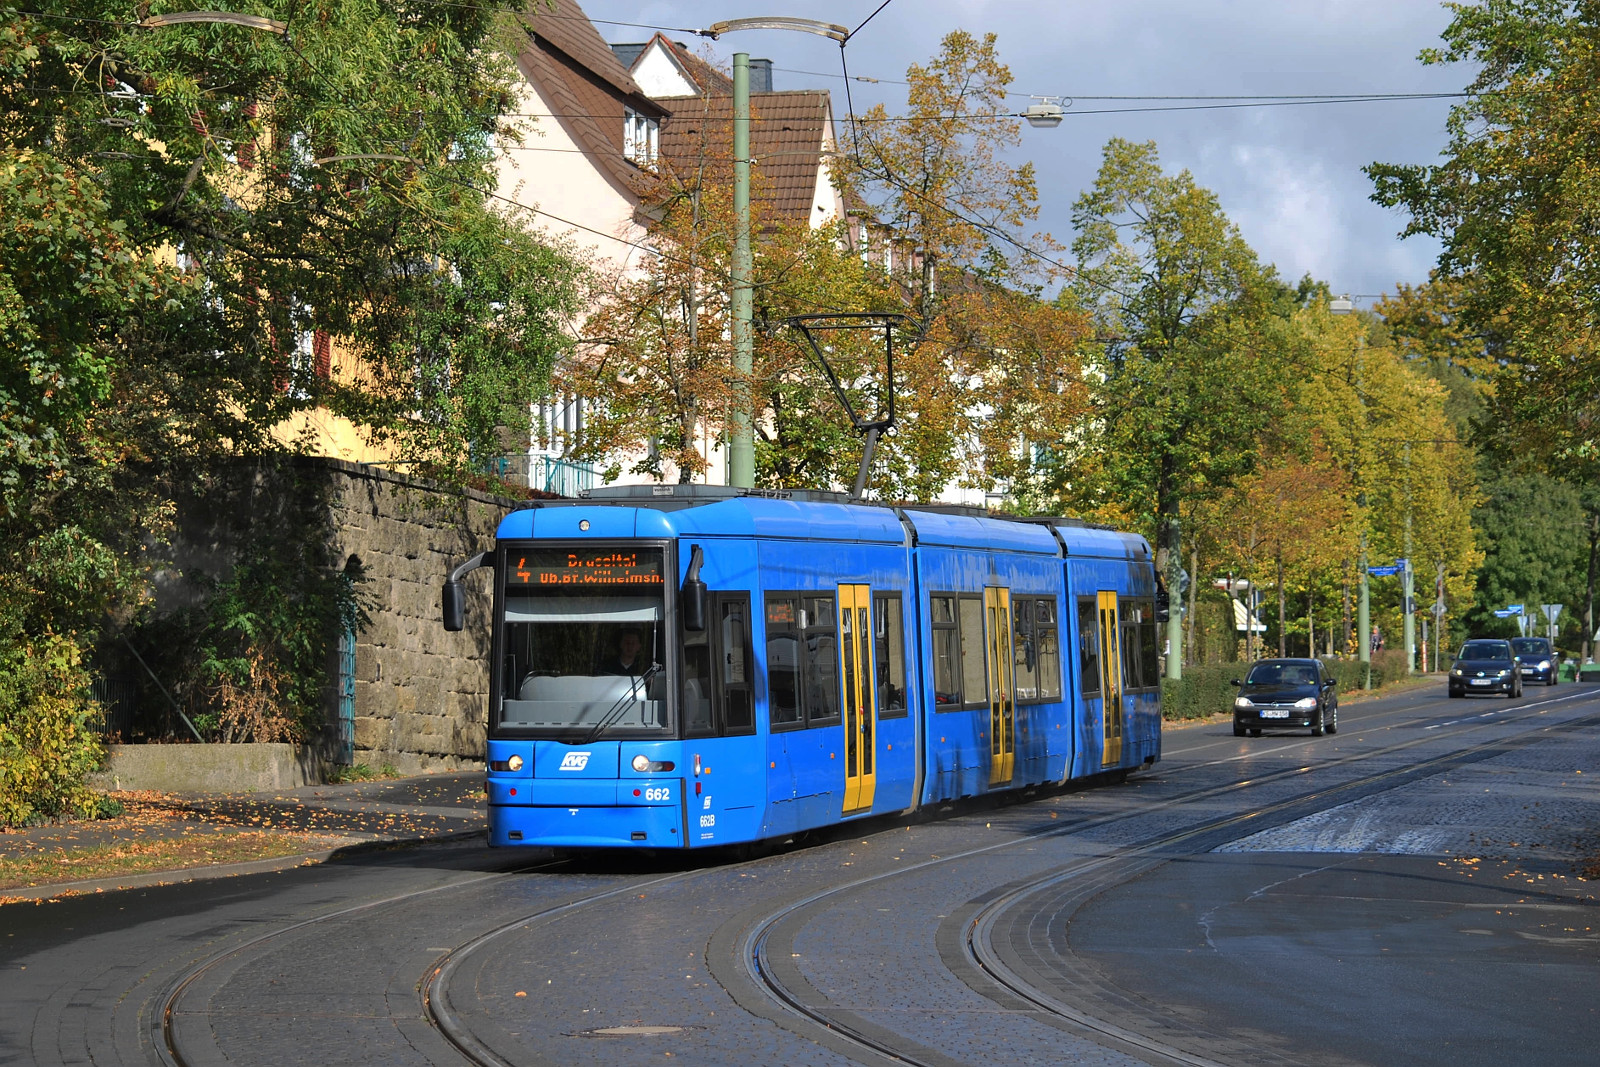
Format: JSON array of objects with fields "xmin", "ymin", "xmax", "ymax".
[{"xmin": 624, "ymin": 107, "xmax": 658, "ymax": 166}]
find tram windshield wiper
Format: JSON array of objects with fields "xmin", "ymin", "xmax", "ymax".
[{"xmin": 580, "ymin": 664, "xmax": 661, "ymax": 745}]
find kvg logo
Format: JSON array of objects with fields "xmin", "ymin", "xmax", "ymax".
[{"xmin": 558, "ymin": 751, "xmax": 591, "ymax": 772}]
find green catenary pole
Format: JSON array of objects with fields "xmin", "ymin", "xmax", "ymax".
[{"xmin": 729, "ymin": 53, "xmax": 755, "ymax": 488}]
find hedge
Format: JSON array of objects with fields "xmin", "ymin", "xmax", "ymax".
[{"xmin": 1159, "ymin": 649, "xmax": 1414, "ymax": 721}]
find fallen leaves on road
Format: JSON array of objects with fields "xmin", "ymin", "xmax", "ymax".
[{"xmin": 0, "ymin": 830, "xmax": 351, "ymax": 891}]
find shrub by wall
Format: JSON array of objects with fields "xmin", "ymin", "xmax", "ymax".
[{"xmin": 0, "ymin": 635, "xmax": 119, "ymax": 826}]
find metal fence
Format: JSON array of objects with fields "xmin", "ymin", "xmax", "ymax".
[{"xmin": 89, "ymin": 675, "xmax": 140, "ymax": 739}]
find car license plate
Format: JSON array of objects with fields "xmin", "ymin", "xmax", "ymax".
[
  {"xmin": 1261, "ymin": 708, "xmax": 1290, "ymax": 718},
  {"xmin": 1470, "ymin": 679, "xmax": 1492, "ymax": 686}
]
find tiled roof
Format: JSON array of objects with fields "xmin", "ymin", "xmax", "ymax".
[
  {"xmin": 673, "ymin": 45, "xmax": 734, "ymax": 94},
  {"xmin": 518, "ymin": 0, "xmax": 665, "ymax": 195},
  {"xmin": 657, "ymin": 90, "xmax": 833, "ymax": 227},
  {"xmin": 614, "ymin": 35, "xmax": 735, "ymax": 95}
]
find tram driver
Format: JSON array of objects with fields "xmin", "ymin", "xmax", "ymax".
[{"xmin": 599, "ymin": 628, "xmax": 646, "ymax": 677}]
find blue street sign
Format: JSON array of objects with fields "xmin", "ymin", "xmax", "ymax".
[
  {"xmin": 1493, "ymin": 609, "xmax": 1517, "ymax": 618},
  {"xmin": 1367, "ymin": 565, "xmax": 1400, "ymax": 576},
  {"xmin": 1505, "ymin": 604, "xmax": 1524, "ymax": 616}
]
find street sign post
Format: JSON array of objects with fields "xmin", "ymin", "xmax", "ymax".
[{"xmin": 1542, "ymin": 604, "xmax": 1562, "ymax": 641}]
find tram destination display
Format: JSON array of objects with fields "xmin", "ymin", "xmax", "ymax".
[{"xmin": 506, "ymin": 547, "xmax": 664, "ymax": 587}]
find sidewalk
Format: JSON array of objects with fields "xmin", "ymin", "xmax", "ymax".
[{"xmin": 0, "ymin": 771, "xmax": 486, "ymax": 903}]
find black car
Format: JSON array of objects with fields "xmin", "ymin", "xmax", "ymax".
[
  {"xmin": 1232, "ymin": 657, "xmax": 1338, "ymax": 737},
  {"xmin": 1448, "ymin": 639, "xmax": 1523, "ymax": 697},
  {"xmin": 1511, "ymin": 637, "xmax": 1559, "ymax": 686}
]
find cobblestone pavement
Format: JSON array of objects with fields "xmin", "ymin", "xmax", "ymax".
[{"xmin": 5, "ymin": 684, "xmax": 1600, "ymax": 1067}]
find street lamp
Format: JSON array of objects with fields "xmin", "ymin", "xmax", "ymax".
[
  {"xmin": 1023, "ymin": 97, "xmax": 1065, "ymax": 128},
  {"xmin": 702, "ymin": 17, "xmax": 848, "ymax": 489}
]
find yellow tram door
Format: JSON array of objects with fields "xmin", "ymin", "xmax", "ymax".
[
  {"xmin": 838, "ymin": 585, "xmax": 877, "ymax": 814},
  {"xmin": 1098, "ymin": 591, "xmax": 1124, "ymax": 766},
  {"xmin": 986, "ymin": 587, "xmax": 1016, "ymax": 786}
]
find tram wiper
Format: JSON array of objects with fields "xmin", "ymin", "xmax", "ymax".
[{"xmin": 580, "ymin": 664, "xmax": 661, "ymax": 745}]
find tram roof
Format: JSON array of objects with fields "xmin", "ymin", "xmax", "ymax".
[{"xmin": 496, "ymin": 485, "xmax": 1148, "ymax": 559}]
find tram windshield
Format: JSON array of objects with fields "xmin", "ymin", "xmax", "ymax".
[{"xmin": 495, "ymin": 546, "xmax": 668, "ymax": 736}]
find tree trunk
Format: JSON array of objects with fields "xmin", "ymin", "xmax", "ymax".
[
  {"xmin": 1158, "ymin": 459, "xmax": 1183, "ymax": 679},
  {"xmin": 1186, "ymin": 546, "xmax": 1200, "ymax": 665},
  {"xmin": 1585, "ymin": 506, "xmax": 1599, "ymax": 663},
  {"xmin": 1307, "ymin": 587, "xmax": 1314, "ymax": 659},
  {"xmin": 1276, "ymin": 549, "xmax": 1286, "ymax": 657},
  {"xmin": 1342, "ymin": 558, "xmax": 1352, "ymax": 656}
]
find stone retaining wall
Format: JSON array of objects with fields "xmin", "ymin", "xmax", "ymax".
[
  {"xmin": 148, "ymin": 457, "xmax": 526, "ymax": 779},
  {"xmin": 320, "ymin": 459, "xmax": 515, "ymax": 773},
  {"xmin": 89, "ymin": 743, "xmax": 320, "ymax": 792}
]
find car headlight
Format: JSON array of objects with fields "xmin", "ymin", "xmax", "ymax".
[
  {"xmin": 1234, "ymin": 697, "xmax": 1254, "ymax": 710},
  {"xmin": 1451, "ymin": 668, "xmax": 1463, "ymax": 677},
  {"xmin": 1538, "ymin": 659, "xmax": 1551, "ymax": 670},
  {"xmin": 1294, "ymin": 697, "xmax": 1318, "ymax": 709},
  {"xmin": 1497, "ymin": 669, "xmax": 1510, "ymax": 678}
]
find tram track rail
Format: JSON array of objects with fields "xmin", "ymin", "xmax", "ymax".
[
  {"xmin": 154, "ymin": 856, "xmax": 574, "ymax": 1067},
  {"xmin": 721, "ymin": 690, "xmax": 1600, "ymax": 1067},
  {"xmin": 153, "ymin": 686, "xmax": 1600, "ymax": 1067}
]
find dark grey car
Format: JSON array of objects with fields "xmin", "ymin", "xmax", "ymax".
[
  {"xmin": 1449, "ymin": 639, "xmax": 1522, "ymax": 697},
  {"xmin": 1232, "ymin": 657, "xmax": 1339, "ymax": 737},
  {"xmin": 1511, "ymin": 637, "xmax": 1558, "ymax": 685}
]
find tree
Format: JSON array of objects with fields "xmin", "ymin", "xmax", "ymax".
[
  {"xmin": 836, "ymin": 30, "xmax": 1092, "ymax": 501},
  {"xmin": 1367, "ymin": 0, "xmax": 1600, "ymax": 476},
  {"xmin": 1057, "ymin": 138, "xmax": 1296, "ymax": 675},
  {"xmin": 0, "ymin": 1, "xmax": 584, "ymax": 818}
]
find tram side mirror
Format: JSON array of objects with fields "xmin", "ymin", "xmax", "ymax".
[
  {"xmin": 442, "ymin": 551, "xmax": 492, "ymax": 632},
  {"xmin": 682, "ymin": 543, "xmax": 706, "ymax": 632},
  {"xmin": 682, "ymin": 576, "xmax": 706, "ymax": 632},
  {"xmin": 442, "ymin": 580, "xmax": 466, "ymax": 632}
]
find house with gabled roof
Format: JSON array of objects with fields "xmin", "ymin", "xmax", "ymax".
[{"xmin": 498, "ymin": 0, "xmax": 667, "ymax": 277}]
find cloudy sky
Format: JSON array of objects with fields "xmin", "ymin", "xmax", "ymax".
[{"xmin": 578, "ymin": 0, "xmax": 1473, "ymax": 308}]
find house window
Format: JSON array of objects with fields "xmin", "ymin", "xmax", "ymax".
[{"xmin": 623, "ymin": 107, "xmax": 658, "ymax": 166}]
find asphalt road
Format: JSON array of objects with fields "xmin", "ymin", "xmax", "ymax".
[{"xmin": 5, "ymin": 680, "xmax": 1599, "ymax": 1067}]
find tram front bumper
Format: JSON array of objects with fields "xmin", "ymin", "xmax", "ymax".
[{"xmin": 487, "ymin": 779, "xmax": 684, "ymax": 848}]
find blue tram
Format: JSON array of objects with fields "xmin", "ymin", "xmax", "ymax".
[{"xmin": 441, "ymin": 485, "xmax": 1160, "ymax": 850}]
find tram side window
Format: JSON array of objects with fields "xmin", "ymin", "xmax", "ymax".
[
  {"xmin": 764, "ymin": 594, "xmax": 841, "ymax": 729},
  {"xmin": 803, "ymin": 596, "xmax": 841, "ymax": 726},
  {"xmin": 959, "ymin": 596, "xmax": 988, "ymax": 708},
  {"xmin": 765, "ymin": 597, "xmax": 802, "ymax": 728},
  {"xmin": 1013, "ymin": 599, "xmax": 1038, "ymax": 700},
  {"xmin": 874, "ymin": 593, "xmax": 907, "ymax": 718},
  {"xmin": 1036, "ymin": 598, "xmax": 1062, "ymax": 700},
  {"xmin": 931, "ymin": 595, "xmax": 961, "ymax": 708},
  {"xmin": 1077, "ymin": 598, "xmax": 1101, "ymax": 697},
  {"xmin": 1136, "ymin": 598, "xmax": 1158, "ymax": 689},
  {"xmin": 1012, "ymin": 597, "xmax": 1063, "ymax": 703},
  {"xmin": 1120, "ymin": 605, "xmax": 1141, "ymax": 690},
  {"xmin": 718, "ymin": 596, "xmax": 755, "ymax": 735},
  {"xmin": 682, "ymin": 625, "xmax": 715, "ymax": 737}
]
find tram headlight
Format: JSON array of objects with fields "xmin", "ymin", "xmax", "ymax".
[
  {"xmin": 631, "ymin": 754, "xmax": 676, "ymax": 773},
  {"xmin": 507, "ymin": 754, "xmax": 523, "ymax": 772},
  {"xmin": 1233, "ymin": 697, "xmax": 1254, "ymax": 710}
]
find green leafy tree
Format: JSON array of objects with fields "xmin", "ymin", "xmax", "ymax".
[
  {"xmin": 836, "ymin": 29, "xmax": 1091, "ymax": 501},
  {"xmin": 1367, "ymin": 0, "xmax": 1600, "ymax": 476},
  {"xmin": 1057, "ymin": 138, "xmax": 1296, "ymax": 675},
  {"xmin": 0, "ymin": 1, "xmax": 584, "ymax": 819}
]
